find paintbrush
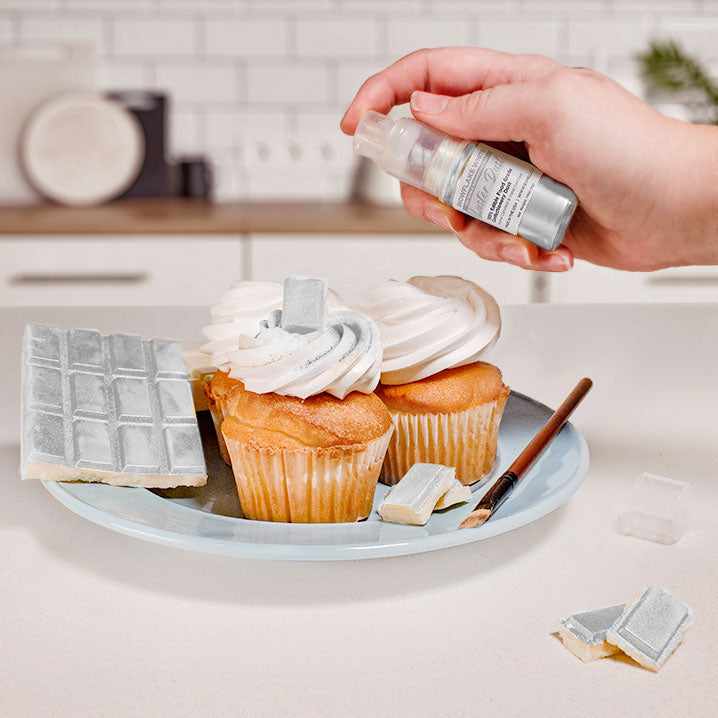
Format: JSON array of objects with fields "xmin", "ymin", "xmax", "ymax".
[{"xmin": 460, "ymin": 377, "xmax": 593, "ymax": 529}]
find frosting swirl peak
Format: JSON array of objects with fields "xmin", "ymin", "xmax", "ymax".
[
  {"xmin": 358, "ymin": 276, "xmax": 500, "ymax": 385},
  {"xmin": 223, "ymin": 308, "xmax": 382, "ymax": 400}
]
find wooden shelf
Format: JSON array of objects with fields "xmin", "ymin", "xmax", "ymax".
[{"xmin": 0, "ymin": 199, "xmax": 440, "ymax": 236}]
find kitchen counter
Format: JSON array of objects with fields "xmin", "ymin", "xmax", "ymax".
[
  {"xmin": 0, "ymin": 199, "xmax": 438, "ymax": 235},
  {"xmin": 1, "ymin": 304, "xmax": 716, "ymax": 718}
]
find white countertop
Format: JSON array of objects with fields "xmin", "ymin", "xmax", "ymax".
[{"xmin": 1, "ymin": 304, "xmax": 717, "ymax": 717}]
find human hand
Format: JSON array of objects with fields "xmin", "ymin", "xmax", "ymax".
[{"xmin": 341, "ymin": 48, "xmax": 718, "ymax": 272}]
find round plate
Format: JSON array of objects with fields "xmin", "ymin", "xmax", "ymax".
[
  {"xmin": 43, "ymin": 392, "xmax": 589, "ymax": 561},
  {"xmin": 22, "ymin": 93, "xmax": 144, "ymax": 206}
]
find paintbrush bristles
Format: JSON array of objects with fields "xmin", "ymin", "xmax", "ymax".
[{"xmin": 459, "ymin": 508, "xmax": 491, "ymax": 529}]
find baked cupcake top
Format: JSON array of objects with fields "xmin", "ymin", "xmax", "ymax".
[
  {"xmin": 376, "ymin": 362, "xmax": 508, "ymax": 415},
  {"xmin": 221, "ymin": 379, "xmax": 392, "ymax": 450},
  {"xmin": 358, "ymin": 276, "xmax": 501, "ymax": 385}
]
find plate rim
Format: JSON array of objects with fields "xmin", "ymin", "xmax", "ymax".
[{"xmin": 42, "ymin": 391, "xmax": 590, "ymax": 561}]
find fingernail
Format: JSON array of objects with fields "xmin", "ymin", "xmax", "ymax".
[
  {"xmin": 411, "ymin": 91, "xmax": 449, "ymax": 115},
  {"xmin": 425, "ymin": 204, "xmax": 453, "ymax": 231},
  {"xmin": 544, "ymin": 253, "xmax": 572, "ymax": 271},
  {"xmin": 500, "ymin": 244, "xmax": 531, "ymax": 266}
]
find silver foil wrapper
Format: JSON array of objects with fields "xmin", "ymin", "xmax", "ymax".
[
  {"xmin": 21, "ymin": 325, "xmax": 207, "ymax": 488},
  {"xmin": 561, "ymin": 604, "xmax": 625, "ymax": 646},
  {"xmin": 607, "ymin": 587, "xmax": 693, "ymax": 671}
]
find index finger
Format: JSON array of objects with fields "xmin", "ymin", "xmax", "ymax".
[{"xmin": 340, "ymin": 47, "xmax": 557, "ymax": 134}]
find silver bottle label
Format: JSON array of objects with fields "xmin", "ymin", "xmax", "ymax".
[{"xmin": 451, "ymin": 143, "xmax": 542, "ymax": 235}]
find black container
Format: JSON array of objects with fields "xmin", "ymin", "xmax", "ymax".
[
  {"xmin": 108, "ymin": 90, "xmax": 172, "ymax": 198},
  {"xmin": 177, "ymin": 156, "xmax": 213, "ymax": 199}
]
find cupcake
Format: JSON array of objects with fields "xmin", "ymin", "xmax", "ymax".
[
  {"xmin": 203, "ymin": 286, "xmax": 392, "ymax": 523},
  {"xmin": 219, "ymin": 381, "xmax": 391, "ymax": 523},
  {"xmin": 359, "ymin": 276, "xmax": 509, "ymax": 486},
  {"xmin": 201, "ymin": 280, "xmax": 344, "ymax": 462}
]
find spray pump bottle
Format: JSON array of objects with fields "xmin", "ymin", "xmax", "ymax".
[{"xmin": 353, "ymin": 111, "xmax": 577, "ymax": 251}]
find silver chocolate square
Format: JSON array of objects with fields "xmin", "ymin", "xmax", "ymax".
[
  {"xmin": 607, "ymin": 587, "xmax": 693, "ymax": 671},
  {"xmin": 560, "ymin": 604, "xmax": 625, "ymax": 646},
  {"xmin": 21, "ymin": 325, "xmax": 206, "ymax": 487},
  {"xmin": 280, "ymin": 275, "xmax": 327, "ymax": 334}
]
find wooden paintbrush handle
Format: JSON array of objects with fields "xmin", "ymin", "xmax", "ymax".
[
  {"xmin": 460, "ymin": 378, "xmax": 593, "ymax": 529},
  {"xmin": 509, "ymin": 377, "xmax": 593, "ymax": 479}
]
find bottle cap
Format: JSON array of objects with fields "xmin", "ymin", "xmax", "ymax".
[{"xmin": 353, "ymin": 111, "xmax": 395, "ymax": 163}]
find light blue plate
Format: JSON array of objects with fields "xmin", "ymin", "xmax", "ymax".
[{"xmin": 43, "ymin": 392, "xmax": 589, "ymax": 561}]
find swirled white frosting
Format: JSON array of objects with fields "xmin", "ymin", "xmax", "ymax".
[
  {"xmin": 201, "ymin": 282, "xmax": 284, "ymax": 366},
  {"xmin": 201, "ymin": 281, "xmax": 381, "ymax": 399},
  {"xmin": 358, "ymin": 276, "xmax": 501, "ymax": 385},
  {"xmin": 224, "ymin": 309, "xmax": 382, "ymax": 399},
  {"xmin": 201, "ymin": 281, "xmax": 344, "ymax": 364}
]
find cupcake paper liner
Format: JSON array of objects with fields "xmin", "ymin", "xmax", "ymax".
[
  {"xmin": 223, "ymin": 428, "xmax": 393, "ymax": 523},
  {"xmin": 381, "ymin": 392, "xmax": 508, "ymax": 486},
  {"xmin": 207, "ymin": 399, "xmax": 231, "ymax": 465}
]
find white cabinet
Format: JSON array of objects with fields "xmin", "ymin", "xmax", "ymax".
[
  {"xmin": 0, "ymin": 236, "xmax": 244, "ymax": 306},
  {"xmin": 549, "ymin": 261, "xmax": 718, "ymax": 304},
  {"xmin": 249, "ymin": 234, "xmax": 533, "ymax": 305},
  {"xmin": 5, "ymin": 233, "xmax": 715, "ymax": 308}
]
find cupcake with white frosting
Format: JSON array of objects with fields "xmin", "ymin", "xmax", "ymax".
[
  {"xmin": 203, "ymin": 281, "xmax": 392, "ymax": 523},
  {"xmin": 359, "ymin": 276, "xmax": 509, "ymax": 486},
  {"xmin": 201, "ymin": 280, "xmax": 344, "ymax": 462}
]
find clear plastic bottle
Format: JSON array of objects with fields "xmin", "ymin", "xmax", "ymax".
[{"xmin": 353, "ymin": 111, "xmax": 577, "ymax": 251}]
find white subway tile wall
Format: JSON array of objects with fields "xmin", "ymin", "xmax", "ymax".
[{"xmin": 0, "ymin": 0, "xmax": 712, "ymax": 199}]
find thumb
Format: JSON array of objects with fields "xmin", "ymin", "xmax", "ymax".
[{"xmin": 410, "ymin": 85, "xmax": 546, "ymax": 144}]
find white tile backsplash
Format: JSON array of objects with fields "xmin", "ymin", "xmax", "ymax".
[
  {"xmin": 247, "ymin": 62, "xmax": 330, "ymax": 104},
  {"xmin": 659, "ymin": 16, "xmax": 718, "ymax": 59},
  {"xmin": 386, "ymin": 18, "xmax": 474, "ymax": 57},
  {"xmin": 0, "ymin": 0, "xmax": 711, "ymax": 200},
  {"xmin": 2, "ymin": 0, "xmax": 60, "ymax": 10},
  {"xmin": 18, "ymin": 17, "xmax": 108, "ymax": 54},
  {"xmin": 205, "ymin": 18, "xmax": 290, "ymax": 57},
  {"xmin": 204, "ymin": 110, "xmax": 288, "ymax": 148},
  {"xmin": 477, "ymin": 19, "xmax": 561, "ymax": 55},
  {"xmin": 154, "ymin": 62, "xmax": 240, "ymax": 103},
  {"xmin": 96, "ymin": 61, "xmax": 152, "ymax": 90},
  {"xmin": 65, "ymin": 1, "xmax": 156, "ymax": 11},
  {"xmin": 170, "ymin": 110, "xmax": 203, "ymax": 155},
  {"xmin": 296, "ymin": 18, "xmax": 380, "ymax": 57},
  {"xmin": 567, "ymin": 18, "xmax": 659, "ymax": 58},
  {"xmin": 0, "ymin": 17, "xmax": 14, "ymax": 43},
  {"xmin": 113, "ymin": 18, "xmax": 197, "ymax": 57}
]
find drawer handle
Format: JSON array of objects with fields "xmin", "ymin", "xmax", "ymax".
[
  {"xmin": 9, "ymin": 272, "xmax": 149, "ymax": 286},
  {"xmin": 646, "ymin": 275, "xmax": 718, "ymax": 288}
]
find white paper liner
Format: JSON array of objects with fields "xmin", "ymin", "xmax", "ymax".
[
  {"xmin": 208, "ymin": 400, "xmax": 231, "ymax": 465},
  {"xmin": 381, "ymin": 393, "xmax": 507, "ymax": 486},
  {"xmin": 223, "ymin": 428, "xmax": 393, "ymax": 523}
]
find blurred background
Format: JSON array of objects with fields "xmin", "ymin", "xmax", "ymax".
[{"xmin": 1, "ymin": 0, "xmax": 717, "ymax": 308}]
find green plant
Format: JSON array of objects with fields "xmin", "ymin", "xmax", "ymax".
[{"xmin": 637, "ymin": 40, "xmax": 718, "ymax": 123}]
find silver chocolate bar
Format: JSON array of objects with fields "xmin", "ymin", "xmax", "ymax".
[
  {"xmin": 21, "ymin": 325, "xmax": 207, "ymax": 488},
  {"xmin": 607, "ymin": 587, "xmax": 693, "ymax": 671},
  {"xmin": 558, "ymin": 604, "xmax": 625, "ymax": 662}
]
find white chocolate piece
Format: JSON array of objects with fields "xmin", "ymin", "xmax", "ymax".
[
  {"xmin": 379, "ymin": 464, "xmax": 456, "ymax": 525},
  {"xmin": 556, "ymin": 629, "xmax": 620, "ymax": 663},
  {"xmin": 607, "ymin": 587, "xmax": 693, "ymax": 671},
  {"xmin": 557, "ymin": 604, "xmax": 624, "ymax": 663},
  {"xmin": 434, "ymin": 479, "xmax": 472, "ymax": 511},
  {"xmin": 281, "ymin": 276, "xmax": 328, "ymax": 334}
]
